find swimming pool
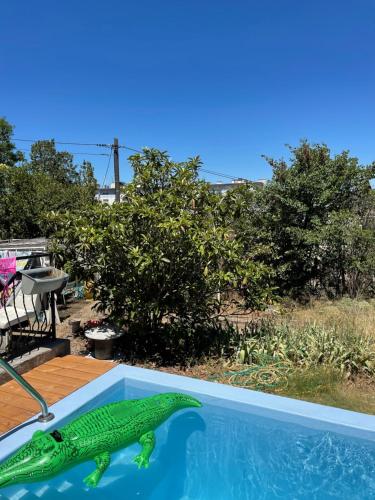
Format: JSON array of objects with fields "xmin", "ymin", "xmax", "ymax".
[{"xmin": 0, "ymin": 364, "xmax": 375, "ymax": 499}]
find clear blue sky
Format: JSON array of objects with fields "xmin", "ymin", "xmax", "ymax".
[{"xmin": 1, "ymin": 0, "xmax": 374, "ymax": 185}]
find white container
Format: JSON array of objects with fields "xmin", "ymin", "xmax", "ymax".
[
  {"xmin": 85, "ymin": 325, "xmax": 124, "ymax": 360},
  {"xmin": 20, "ymin": 267, "xmax": 69, "ymax": 295}
]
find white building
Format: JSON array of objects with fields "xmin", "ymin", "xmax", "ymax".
[
  {"xmin": 96, "ymin": 179, "xmax": 267, "ymax": 204},
  {"xmin": 210, "ymin": 178, "xmax": 267, "ymax": 195},
  {"xmin": 95, "ymin": 183, "xmax": 125, "ymax": 205}
]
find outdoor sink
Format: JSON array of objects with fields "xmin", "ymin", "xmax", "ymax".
[{"xmin": 20, "ymin": 267, "xmax": 69, "ymax": 295}]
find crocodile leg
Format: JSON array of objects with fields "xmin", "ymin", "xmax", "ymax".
[
  {"xmin": 83, "ymin": 452, "xmax": 111, "ymax": 488},
  {"xmin": 133, "ymin": 431, "xmax": 155, "ymax": 469}
]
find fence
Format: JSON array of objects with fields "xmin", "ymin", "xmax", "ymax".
[{"xmin": 0, "ymin": 253, "xmax": 63, "ymax": 360}]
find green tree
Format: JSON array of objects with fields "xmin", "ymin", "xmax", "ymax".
[
  {"xmin": 48, "ymin": 149, "xmax": 272, "ymax": 336},
  {"xmin": 252, "ymin": 142, "xmax": 374, "ymax": 297},
  {"xmin": 318, "ymin": 211, "xmax": 375, "ymax": 298},
  {"xmin": 79, "ymin": 160, "xmax": 98, "ymax": 205},
  {"xmin": 28, "ymin": 140, "xmax": 79, "ymax": 184},
  {"xmin": 0, "ymin": 117, "xmax": 23, "ymax": 166},
  {"xmin": 0, "ymin": 135, "xmax": 98, "ymax": 239}
]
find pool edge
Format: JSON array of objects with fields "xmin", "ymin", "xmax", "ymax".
[
  {"xmin": 120, "ymin": 365, "xmax": 375, "ymax": 435},
  {"xmin": 1, "ymin": 363, "xmax": 374, "ymax": 462}
]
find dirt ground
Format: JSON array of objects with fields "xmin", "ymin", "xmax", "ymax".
[{"xmin": 56, "ymin": 299, "xmax": 104, "ymax": 356}]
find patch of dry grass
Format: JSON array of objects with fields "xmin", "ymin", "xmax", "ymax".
[
  {"xmin": 273, "ymin": 366, "xmax": 375, "ymax": 414},
  {"xmin": 282, "ymin": 298, "xmax": 375, "ymax": 339}
]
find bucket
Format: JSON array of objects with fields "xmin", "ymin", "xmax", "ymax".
[
  {"xmin": 94, "ymin": 339, "xmax": 114, "ymax": 360},
  {"xmin": 69, "ymin": 319, "xmax": 81, "ymax": 334}
]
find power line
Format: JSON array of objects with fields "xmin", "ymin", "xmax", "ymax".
[
  {"xmin": 199, "ymin": 168, "xmax": 239, "ymax": 181},
  {"xmin": 14, "ymin": 137, "xmax": 252, "ymax": 183},
  {"xmin": 119, "ymin": 145, "xmax": 142, "ymax": 153},
  {"xmin": 14, "ymin": 138, "xmax": 141, "ymax": 152},
  {"xmin": 101, "ymin": 147, "xmax": 113, "ymax": 188},
  {"xmin": 199, "ymin": 168, "xmax": 250, "ymax": 182},
  {"xmin": 14, "ymin": 138, "xmax": 111, "ymax": 148},
  {"xmin": 18, "ymin": 148, "xmax": 110, "ymax": 157}
]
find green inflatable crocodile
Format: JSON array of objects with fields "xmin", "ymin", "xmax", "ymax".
[{"xmin": 0, "ymin": 392, "xmax": 202, "ymax": 489}]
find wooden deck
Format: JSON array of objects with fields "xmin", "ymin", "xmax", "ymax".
[{"xmin": 0, "ymin": 355, "xmax": 114, "ymax": 436}]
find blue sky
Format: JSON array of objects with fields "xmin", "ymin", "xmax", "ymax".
[{"xmin": 1, "ymin": 0, "xmax": 374, "ymax": 185}]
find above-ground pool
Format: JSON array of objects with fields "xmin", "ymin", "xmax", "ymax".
[{"xmin": 0, "ymin": 364, "xmax": 374, "ymax": 499}]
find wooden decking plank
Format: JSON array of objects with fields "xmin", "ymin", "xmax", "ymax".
[
  {"xmin": 46, "ymin": 363, "xmax": 113, "ymax": 378},
  {"xmin": 47, "ymin": 356, "xmax": 113, "ymax": 372},
  {"xmin": 0, "ymin": 412, "xmax": 33, "ymax": 428},
  {"xmin": 33, "ymin": 362, "xmax": 111, "ymax": 377},
  {"xmin": 46, "ymin": 361, "xmax": 114, "ymax": 376},
  {"xmin": 0, "ymin": 418, "xmax": 21, "ymax": 433},
  {"xmin": 0, "ymin": 403, "xmax": 34, "ymax": 421},
  {"xmin": 0, "ymin": 354, "xmax": 115, "ymax": 436},
  {"xmin": 30, "ymin": 364, "xmax": 64, "ymax": 373},
  {"xmin": 47, "ymin": 354, "xmax": 109, "ymax": 367},
  {"xmin": 36, "ymin": 366, "xmax": 102, "ymax": 383},
  {"xmin": 23, "ymin": 375, "xmax": 82, "ymax": 396},
  {"xmin": 0, "ymin": 391, "xmax": 40, "ymax": 412},
  {"xmin": 65, "ymin": 354, "xmax": 113, "ymax": 367},
  {"xmin": 30, "ymin": 367, "xmax": 92, "ymax": 387},
  {"xmin": 24, "ymin": 371, "xmax": 84, "ymax": 390},
  {"xmin": 2, "ymin": 375, "xmax": 65, "ymax": 399},
  {"xmin": 0, "ymin": 422, "xmax": 15, "ymax": 433}
]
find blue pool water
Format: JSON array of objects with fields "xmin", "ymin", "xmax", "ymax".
[{"xmin": 1, "ymin": 379, "xmax": 375, "ymax": 499}]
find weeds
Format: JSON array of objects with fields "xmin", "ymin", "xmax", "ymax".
[
  {"xmin": 283, "ymin": 298, "xmax": 375, "ymax": 339},
  {"xmin": 235, "ymin": 320, "xmax": 375, "ymax": 377}
]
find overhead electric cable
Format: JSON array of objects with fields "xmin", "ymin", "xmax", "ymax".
[
  {"xmin": 14, "ymin": 138, "xmax": 111, "ymax": 148},
  {"xmin": 18, "ymin": 148, "xmax": 110, "ymax": 157},
  {"xmin": 101, "ymin": 147, "xmax": 113, "ymax": 188},
  {"xmin": 14, "ymin": 137, "xmax": 253, "ymax": 183}
]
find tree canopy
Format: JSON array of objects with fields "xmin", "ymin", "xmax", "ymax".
[
  {"xmin": 0, "ymin": 117, "xmax": 98, "ymax": 239},
  {"xmin": 48, "ymin": 149, "xmax": 272, "ymax": 335},
  {"xmin": 228, "ymin": 141, "xmax": 375, "ymax": 298},
  {"xmin": 0, "ymin": 118, "xmax": 24, "ymax": 166}
]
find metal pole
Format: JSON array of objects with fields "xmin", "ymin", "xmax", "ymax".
[
  {"xmin": 51, "ymin": 292, "xmax": 56, "ymax": 339},
  {"xmin": 50, "ymin": 251, "xmax": 56, "ymax": 339},
  {"xmin": 113, "ymin": 138, "xmax": 120, "ymax": 202},
  {"xmin": 0, "ymin": 358, "xmax": 54, "ymax": 423}
]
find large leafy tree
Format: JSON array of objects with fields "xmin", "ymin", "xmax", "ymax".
[
  {"xmin": 28, "ymin": 140, "xmax": 79, "ymax": 184},
  {"xmin": 79, "ymin": 160, "xmax": 98, "ymax": 205},
  {"xmin": 257, "ymin": 142, "xmax": 375, "ymax": 296},
  {"xmin": 317, "ymin": 210, "xmax": 375, "ymax": 298},
  {"xmin": 0, "ymin": 125, "xmax": 98, "ymax": 239},
  {"xmin": 48, "ymin": 149, "xmax": 272, "ymax": 335}
]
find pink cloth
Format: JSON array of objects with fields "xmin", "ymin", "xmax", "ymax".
[
  {"xmin": 0, "ymin": 256, "xmax": 16, "ymax": 281},
  {"xmin": 0, "ymin": 257, "xmax": 16, "ymax": 306}
]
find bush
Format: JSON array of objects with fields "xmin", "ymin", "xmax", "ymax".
[
  {"xmin": 49, "ymin": 149, "xmax": 272, "ymax": 341},
  {"xmin": 230, "ymin": 141, "xmax": 375, "ymax": 298}
]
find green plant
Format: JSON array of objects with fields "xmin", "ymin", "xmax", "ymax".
[
  {"xmin": 232, "ymin": 141, "xmax": 375, "ymax": 298},
  {"xmin": 0, "ymin": 131, "xmax": 98, "ymax": 240},
  {"xmin": 48, "ymin": 149, "xmax": 272, "ymax": 340},
  {"xmin": 235, "ymin": 320, "xmax": 375, "ymax": 377}
]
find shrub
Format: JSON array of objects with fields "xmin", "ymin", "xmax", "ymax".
[{"xmin": 48, "ymin": 149, "xmax": 272, "ymax": 340}]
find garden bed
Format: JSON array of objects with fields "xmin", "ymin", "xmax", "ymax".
[{"xmin": 54, "ymin": 298, "xmax": 375, "ymax": 415}]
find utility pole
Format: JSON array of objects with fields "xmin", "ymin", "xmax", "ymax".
[{"xmin": 113, "ymin": 137, "xmax": 120, "ymax": 202}]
